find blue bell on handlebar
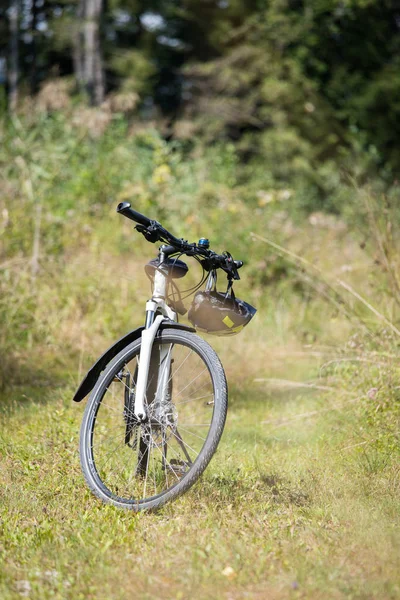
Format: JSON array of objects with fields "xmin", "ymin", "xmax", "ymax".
[{"xmin": 198, "ymin": 238, "xmax": 210, "ymax": 249}]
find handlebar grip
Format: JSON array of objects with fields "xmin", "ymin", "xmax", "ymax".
[{"xmin": 116, "ymin": 202, "xmax": 152, "ymax": 228}]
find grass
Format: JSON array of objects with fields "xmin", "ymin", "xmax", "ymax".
[
  {"xmin": 1, "ymin": 346, "xmax": 399, "ymax": 600},
  {"xmin": 1, "ymin": 114, "xmax": 400, "ymax": 598}
]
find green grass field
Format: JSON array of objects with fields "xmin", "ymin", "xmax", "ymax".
[{"xmin": 1, "ymin": 345, "xmax": 399, "ymax": 600}]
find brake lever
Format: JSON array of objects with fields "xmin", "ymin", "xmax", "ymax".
[
  {"xmin": 223, "ymin": 253, "xmax": 240, "ymax": 281},
  {"xmin": 230, "ymin": 265, "xmax": 240, "ymax": 281},
  {"xmin": 135, "ymin": 222, "xmax": 161, "ymax": 243}
]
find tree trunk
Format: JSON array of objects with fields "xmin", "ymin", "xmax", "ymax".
[
  {"xmin": 30, "ymin": 0, "xmax": 38, "ymax": 95},
  {"xmin": 8, "ymin": 0, "xmax": 19, "ymax": 112},
  {"xmin": 93, "ymin": 23, "xmax": 105, "ymax": 106},
  {"xmin": 83, "ymin": 0, "xmax": 104, "ymax": 105},
  {"xmin": 73, "ymin": 0, "xmax": 85, "ymax": 91}
]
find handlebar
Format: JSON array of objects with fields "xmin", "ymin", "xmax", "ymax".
[
  {"xmin": 117, "ymin": 202, "xmax": 152, "ymax": 227},
  {"xmin": 116, "ymin": 202, "xmax": 242, "ymax": 280}
]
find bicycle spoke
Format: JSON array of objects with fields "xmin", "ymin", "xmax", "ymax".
[
  {"xmin": 142, "ymin": 434, "xmax": 151, "ymax": 500},
  {"xmin": 179, "ymin": 423, "xmax": 211, "ymax": 427},
  {"xmin": 166, "ymin": 349, "xmax": 193, "ymax": 386},
  {"xmin": 150, "ymin": 437, "xmax": 181, "ymax": 481},
  {"xmin": 170, "ymin": 429, "xmax": 200, "ymax": 458},
  {"xmin": 175, "ymin": 393, "xmax": 213, "ymax": 406},
  {"xmin": 150, "ymin": 412, "xmax": 200, "ymax": 459},
  {"xmin": 173, "ymin": 428, "xmax": 193, "ymax": 464},
  {"xmin": 95, "ymin": 435, "xmax": 128, "ymax": 473},
  {"xmin": 175, "ymin": 425, "xmax": 207, "ymax": 442},
  {"xmin": 174, "ymin": 368, "xmax": 208, "ymax": 399}
]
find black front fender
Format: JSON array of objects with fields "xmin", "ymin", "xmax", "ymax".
[{"xmin": 73, "ymin": 321, "xmax": 195, "ymax": 402}]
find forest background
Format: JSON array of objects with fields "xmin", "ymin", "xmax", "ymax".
[{"xmin": 1, "ymin": 1, "xmax": 400, "ymax": 599}]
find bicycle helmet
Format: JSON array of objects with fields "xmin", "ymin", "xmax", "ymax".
[{"xmin": 188, "ymin": 288, "xmax": 256, "ymax": 335}]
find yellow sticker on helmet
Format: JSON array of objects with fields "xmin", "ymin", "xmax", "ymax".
[{"xmin": 223, "ymin": 315, "xmax": 235, "ymax": 328}]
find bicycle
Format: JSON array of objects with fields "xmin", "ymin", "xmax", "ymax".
[{"xmin": 74, "ymin": 202, "xmax": 256, "ymax": 510}]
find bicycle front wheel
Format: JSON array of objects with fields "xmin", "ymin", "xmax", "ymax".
[{"xmin": 79, "ymin": 330, "xmax": 228, "ymax": 510}]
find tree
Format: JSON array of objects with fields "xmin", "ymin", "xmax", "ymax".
[
  {"xmin": 173, "ymin": 1, "xmax": 400, "ymax": 201},
  {"xmin": 30, "ymin": 0, "xmax": 38, "ymax": 95},
  {"xmin": 82, "ymin": 0, "xmax": 104, "ymax": 105},
  {"xmin": 8, "ymin": 0, "xmax": 20, "ymax": 112}
]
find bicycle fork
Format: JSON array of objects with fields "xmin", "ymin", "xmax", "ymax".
[
  {"xmin": 133, "ymin": 313, "xmax": 164, "ymax": 421},
  {"xmin": 133, "ymin": 297, "xmax": 176, "ymax": 421}
]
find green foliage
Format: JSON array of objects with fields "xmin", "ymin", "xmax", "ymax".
[
  {"xmin": 109, "ymin": 49, "xmax": 156, "ymax": 95},
  {"xmin": 3, "ymin": 0, "xmax": 400, "ymax": 209},
  {"xmin": 177, "ymin": 0, "xmax": 400, "ymax": 209}
]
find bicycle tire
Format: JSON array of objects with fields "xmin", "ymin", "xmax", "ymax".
[{"xmin": 79, "ymin": 329, "xmax": 228, "ymax": 511}]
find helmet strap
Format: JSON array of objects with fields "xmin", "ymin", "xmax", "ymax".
[
  {"xmin": 205, "ymin": 269, "xmax": 218, "ymax": 292},
  {"xmin": 226, "ymin": 277, "xmax": 235, "ymax": 300}
]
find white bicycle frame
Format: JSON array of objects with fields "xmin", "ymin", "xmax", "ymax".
[{"xmin": 133, "ymin": 257, "xmax": 177, "ymax": 421}]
